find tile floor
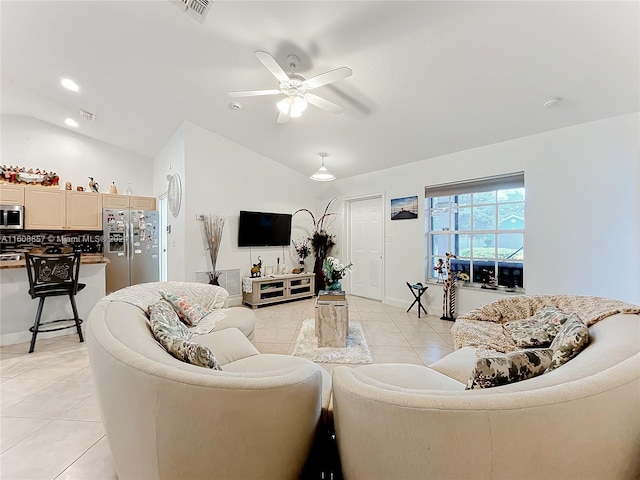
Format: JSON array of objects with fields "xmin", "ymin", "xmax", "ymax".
[{"xmin": 0, "ymin": 295, "xmax": 453, "ymax": 479}]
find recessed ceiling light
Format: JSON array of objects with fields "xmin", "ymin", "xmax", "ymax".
[
  {"xmin": 64, "ymin": 118, "xmax": 79, "ymax": 128},
  {"xmin": 61, "ymin": 78, "xmax": 80, "ymax": 92}
]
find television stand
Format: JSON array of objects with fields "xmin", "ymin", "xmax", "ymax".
[{"xmin": 242, "ymin": 273, "xmax": 315, "ymax": 308}]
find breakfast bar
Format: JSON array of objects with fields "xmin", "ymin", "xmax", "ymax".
[{"xmin": 0, "ymin": 254, "xmax": 108, "ymax": 346}]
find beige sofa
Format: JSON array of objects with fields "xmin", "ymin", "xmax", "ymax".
[
  {"xmin": 86, "ymin": 282, "xmax": 331, "ymax": 480},
  {"xmin": 332, "ymin": 295, "xmax": 640, "ymax": 480}
]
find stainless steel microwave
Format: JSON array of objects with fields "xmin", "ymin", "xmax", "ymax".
[{"xmin": 0, "ymin": 205, "xmax": 24, "ymax": 230}]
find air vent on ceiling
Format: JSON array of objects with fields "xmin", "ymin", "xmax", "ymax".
[
  {"xmin": 169, "ymin": 0, "xmax": 213, "ymax": 24},
  {"xmin": 80, "ymin": 109, "xmax": 95, "ymax": 121}
]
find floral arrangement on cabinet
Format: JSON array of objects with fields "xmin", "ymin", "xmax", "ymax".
[
  {"xmin": 293, "ymin": 238, "xmax": 312, "ymax": 272},
  {"xmin": 322, "ymin": 257, "xmax": 353, "ymax": 291}
]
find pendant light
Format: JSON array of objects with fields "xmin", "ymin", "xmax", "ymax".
[{"xmin": 310, "ymin": 152, "xmax": 335, "ymax": 182}]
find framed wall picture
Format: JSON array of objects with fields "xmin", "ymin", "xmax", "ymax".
[{"xmin": 390, "ymin": 196, "xmax": 418, "ymax": 220}]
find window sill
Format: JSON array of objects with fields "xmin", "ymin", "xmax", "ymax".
[{"xmin": 425, "ymin": 280, "xmax": 525, "ymax": 295}]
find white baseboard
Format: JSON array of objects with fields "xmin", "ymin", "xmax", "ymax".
[
  {"xmin": 382, "ymin": 296, "xmax": 408, "ymax": 309},
  {"xmin": 226, "ymin": 295, "xmax": 243, "ymax": 307}
]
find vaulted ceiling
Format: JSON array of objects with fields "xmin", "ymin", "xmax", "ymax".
[{"xmin": 2, "ymin": 1, "xmax": 638, "ymax": 179}]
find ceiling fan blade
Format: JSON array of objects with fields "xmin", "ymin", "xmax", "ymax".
[
  {"xmin": 277, "ymin": 108, "xmax": 290, "ymax": 124},
  {"xmin": 228, "ymin": 89, "xmax": 282, "ymax": 98},
  {"xmin": 306, "ymin": 93, "xmax": 345, "ymax": 114},
  {"xmin": 304, "ymin": 67, "xmax": 353, "ymax": 89},
  {"xmin": 255, "ymin": 51, "xmax": 290, "ymax": 83}
]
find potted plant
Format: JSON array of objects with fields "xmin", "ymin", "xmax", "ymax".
[{"xmin": 322, "ymin": 256, "xmax": 353, "ymax": 291}]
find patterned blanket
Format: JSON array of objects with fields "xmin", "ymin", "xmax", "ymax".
[{"xmin": 451, "ymin": 295, "xmax": 640, "ymax": 353}]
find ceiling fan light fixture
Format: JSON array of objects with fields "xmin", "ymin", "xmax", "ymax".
[
  {"xmin": 290, "ymin": 95, "xmax": 308, "ymax": 115},
  {"xmin": 310, "ymin": 153, "xmax": 336, "ymax": 182},
  {"xmin": 277, "ymin": 97, "xmax": 292, "ymax": 114}
]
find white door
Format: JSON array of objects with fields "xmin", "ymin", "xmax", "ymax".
[{"xmin": 349, "ymin": 196, "xmax": 383, "ymax": 300}]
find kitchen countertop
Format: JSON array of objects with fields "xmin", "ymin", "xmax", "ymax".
[{"xmin": 0, "ymin": 254, "xmax": 109, "ymax": 269}]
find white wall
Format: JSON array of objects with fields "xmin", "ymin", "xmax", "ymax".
[
  {"xmin": 153, "ymin": 124, "xmax": 187, "ymax": 281},
  {"xmin": 1, "ymin": 115, "xmax": 153, "ymax": 195},
  {"xmin": 327, "ymin": 113, "xmax": 640, "ymax": 312},
  {"xmin": 176, "ymin": 121, "xmax": 319, "ymax": 281}
]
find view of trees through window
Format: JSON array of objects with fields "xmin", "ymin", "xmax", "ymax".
[{"xmin": 425, "ymin": 187, "xmax": 525, "ymax": 289}]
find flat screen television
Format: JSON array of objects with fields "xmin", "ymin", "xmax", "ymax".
[{"xmin": 238, "ymin": 210, "xmax": 292, "ymax": 247}]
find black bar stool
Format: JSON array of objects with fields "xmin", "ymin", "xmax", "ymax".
[
  {"xmin": 406, "ymin": 282, "xmax": 428, "ymax": 318},
  {"xmin": 25, "ymin": 247, "xmax": 85, "ymax": 353}
]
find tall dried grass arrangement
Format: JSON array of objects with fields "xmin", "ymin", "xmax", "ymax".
[{"xmin": 203, "ymin": 214, "xmax": 225, "ymax": 275}]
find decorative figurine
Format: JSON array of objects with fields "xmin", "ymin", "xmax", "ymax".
[
  {"xmin": 441, "ymin": 252, "xmax": 457, "ymax": 321},
  {"xmin": 88, "ymin": 176, "xmax": 99, "ymax": 193},
  {"xmin": 109, "ymin": 182, "xmax": 118, "ymax": 194},
  {"xmin": 250, "ymin": 256, "xmax": 262, "ymax": 278},
  {"xmin": 433, "ymin": 258, "xmax": 445, "ymax": 283},
  {"xmin": 65, "ymin": 181, "xmax": 72, "ymax": 190}
]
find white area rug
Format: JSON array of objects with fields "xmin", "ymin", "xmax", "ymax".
[{"xmin": 293, "ymin": 318, "xmax": 373, "ymax": 364}]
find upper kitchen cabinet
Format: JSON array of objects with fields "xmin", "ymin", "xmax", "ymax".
[
  {"xmin": 129, "ymin": 195, "xmax": 156, "ymax": 210},
  {"xmin": 102, "ymin": 194, "xmax": 156, "ymax": 210},
  {"xmin": 25, "ymin": 189, "xmax": 103, "ymax": 230},
  {"xmin": 24, "ymin": 189, "xmax": 65, "ymax": 229},
  {"xmin": 66, "ymin": 191, "xmax": 103, "ymax": 230},
  {"xmin": 102, "ymin": 194, "xmax": 129, "ymax": 209},
  {"xmin": 0, "ymin": 184, "xmax": 26, "ymax": 205}
]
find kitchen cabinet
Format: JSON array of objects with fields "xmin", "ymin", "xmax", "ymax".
[
  {"xmin": 129, "ymin": 195, "xmax": 156, "ymax": 210},
  {"xmin": 102, "ymin": 194, "xmax": 156, "ymax": 210},
  {"xmin": 66, "ymin": 191, "xmax": 103, "ymax": 230},
  {"xmin": 0, "ymin": 184, "xmax": 25, "ymax": 205},
  {"xmin": 24, "ymin": 189, "xmax": 65, "ymax": 229},
  {"xmin": 102, "ymin": 194, "xmax": 129, "ymax": 209},
  {"xmin": 25, "ymin": 189, "xmax": 103, "ymax": 230}
]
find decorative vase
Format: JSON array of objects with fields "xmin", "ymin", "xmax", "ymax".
[
  {"xmin": 208, "ymin": 271, "xmax": 220, "ymax": 286},
  {"xmin": 299, "ymin": 258, "xmax": 305, "ymax": 273},
  {"xmin": 314, "ymin": 257, "xmax": 326, "ymax": 294},
  {"xmin": 326, "ymin": 280, "xmax": 342, "ymax": 291}
]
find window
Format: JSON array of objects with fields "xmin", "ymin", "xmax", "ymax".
[{"xmin": 425, "ymin": 173, "xmax": 525, "ymax": 289}]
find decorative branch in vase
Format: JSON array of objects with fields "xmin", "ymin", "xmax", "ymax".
[
  {"xmin": 201, "ymin": 214, "xmax": 225, "ymax": 285},
  {"xmin": 293, "ymin": 198, "xmax": 337, "ymax": 293}
]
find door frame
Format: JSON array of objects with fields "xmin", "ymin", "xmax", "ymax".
[
  {"xmin": 344, "ymin": 192, "xmax": 386, "ymax": 300},
  {"xmin": 158, "ymin": 192, "xmax": 168, "ymax": 282}
]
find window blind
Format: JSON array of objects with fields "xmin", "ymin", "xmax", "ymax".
[{"xmin": 424, "ymin": 172, "xmax": 524, "ymax": 198}]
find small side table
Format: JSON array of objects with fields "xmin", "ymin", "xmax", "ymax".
[
  {"xmin": 315, "ymin": 296, "xmax": 349, "ymax": 347},
  {"xmin": 406, "ymin": 282, "xmax": 428, "ymax": 318}
]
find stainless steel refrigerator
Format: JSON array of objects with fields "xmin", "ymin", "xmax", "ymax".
[{"xmin": 103, "ymin": 208, "xmax": 159, "ymax": 294}]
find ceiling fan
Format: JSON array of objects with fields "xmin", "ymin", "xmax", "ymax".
[{"xmin": 228, "ymin": 51, "xmax": 352, "ymax": 124}]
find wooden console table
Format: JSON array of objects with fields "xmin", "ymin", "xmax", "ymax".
[{"xmin": 242, "ymin": 273, "xmax": 315, "ymax": 308}]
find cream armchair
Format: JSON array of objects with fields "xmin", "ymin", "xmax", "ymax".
[{"xmin": 87, "ymin": 282, "xmax": 331, "ymax": 480}]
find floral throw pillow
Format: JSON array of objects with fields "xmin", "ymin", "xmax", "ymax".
[
  {"xmin": 503, "ymin": 306, "xmax": 570, "ymax": 347},
  {"xmin": 148, "ymin": 299, "xmax": 190, "ymax": 338},
  {"xmin": 148, "ymin": 300, "xmax": 221, "ymax": 370},
  {"xmin": 466, "ymin": 348, "xmax": 553, "ymax": 389},
  {"xmin": 161, "ymin": 291, "xmax": 211, "ymax": 327},
  {"xmin": 546, "ymin": 313, "xmax": 590, "ymax": 372}
]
